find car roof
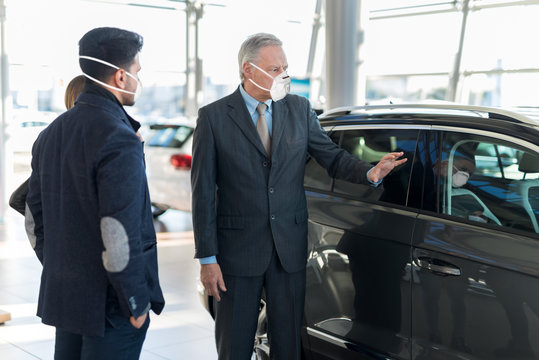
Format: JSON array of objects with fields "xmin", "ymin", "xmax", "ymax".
[
  {"xmin": 319, "ymin": 104, "xmax": 539, "ymax": 127},
  {"xmin": 318, "ymin": 103, "xmax": 539, "ymax": 148}
]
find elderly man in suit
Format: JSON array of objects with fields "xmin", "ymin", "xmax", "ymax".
[{"xmin": 192, "ymin": 33, "xmax": 406, "ymax": 360}]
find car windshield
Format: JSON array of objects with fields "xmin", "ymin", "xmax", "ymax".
[{"xmin": 146, "ymin": 125, "xmax": 193, "ymax": 148}]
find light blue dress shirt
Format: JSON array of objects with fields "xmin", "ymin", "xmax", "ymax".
[
  {"xmin": 239, "ymin": 84, "xmax": 273, "ymax": 135},
  {"xmin": 199, "ymin": 86, "xmax": 380, "ymax": 265}
]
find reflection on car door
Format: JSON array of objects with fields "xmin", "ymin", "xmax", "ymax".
[
  {"xmin": 304, "ymin": 128, "xmax": 421, "ymax": 360},
  {"xmin": 412, "ymin": 130, "xmax": 539, "ymax": 359}
]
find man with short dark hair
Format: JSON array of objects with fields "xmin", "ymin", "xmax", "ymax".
[
  {"xmin": 192, "ymin": 32, "xmax": 406, "ymax": 360},
  {"xmin": 25, "ymin": 27, "xmax": 164, "ymax": 359}
]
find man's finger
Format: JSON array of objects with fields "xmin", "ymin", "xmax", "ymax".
[
  {"xmin": 212, "ymin": 284, "xmax": 222, "ymax": 302},
  {"xmin": 394, "ymin": 158, "xmax": 407, "ymax": 166},
  {"xmin": 218, "ymin": 276, "xmax": 227, "ymax": 293}
]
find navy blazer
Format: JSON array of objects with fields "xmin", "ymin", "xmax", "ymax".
[
  {"xmin": 191, "ymin": 87, "xmax": 373, "ymax": 276},
  {"xmin": 25, "ymin": 92, "xmax": 164, "ymax": 337}
]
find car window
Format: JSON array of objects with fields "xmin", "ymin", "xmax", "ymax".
[
  {"xmin": 437, "ymin": 132, "xmax": 539, "ymax": 234},
  {"xmin": 146, "ymin": 125, "xmax": 193, "ymax": 148},
  {"xmin": 333, "ymin": 129, "xmax": 420, "ymax": 207},
  {"xmin": 304, "ymin": 131, "xmax": 339, "ymax": 191}
]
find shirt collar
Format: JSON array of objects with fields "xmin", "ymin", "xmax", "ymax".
[{"xmin": 239, "ymin": 84, "xmax": 272, "ymax": 115}]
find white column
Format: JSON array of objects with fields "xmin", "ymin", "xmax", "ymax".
[
  {"xmin": 185, "ymin": 0, "xmax": 203, "ymax": 118},
  {"xmin": 446, "ymin": 0, "xmax": 470, "ymax": 102},
  {"xmin": 325, "ymin": 0, "xmax": 362, "ymax": 110}
]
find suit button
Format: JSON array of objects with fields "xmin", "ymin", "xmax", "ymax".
[
  {"xmin": 269, "ymin": 187, "xmax": 274, "ymax": 194},
  {"xmin": 263, "ymin": 161, "xmax": 268, "ymax": 167},
  {"xmin": 271, "ymin": 214, "xmax": 275, "ymax": 220}
]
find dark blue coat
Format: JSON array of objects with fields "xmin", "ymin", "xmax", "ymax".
[{"xmin": 25, "ymin": 92, "xmax": 164, "ymax": 336}]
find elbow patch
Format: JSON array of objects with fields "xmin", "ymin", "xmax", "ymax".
[
  {"xmin": 24, "ymin": 203, "xmax": 37, "ymax": 249},
  {"xmin": 100, "ymin": 217, "xmax": 130, "ymax": 272}
]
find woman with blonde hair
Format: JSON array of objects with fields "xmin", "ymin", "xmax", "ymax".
[{"xmin": 64, "ymin": 75, "xmax": 86, "ymax": 109}]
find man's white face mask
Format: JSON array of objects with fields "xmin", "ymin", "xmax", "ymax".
[
  {"xmin": 452, "ymin": 165, "xmax": 470, "ymax": 187},
  {"xmin": 248, "ymin": 62, "xmax": 290, "ymax": 101},
  {"xmin": 79, "ymin": 55, "xmax": 142, "ymax": 102}
]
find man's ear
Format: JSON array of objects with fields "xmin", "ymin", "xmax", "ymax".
[
  {"xmin": 438, "ymin": 159, "xmax": 450, "ymax": 176},
  {"xmin": 243, "ymin": 62, "xmax": 253, "ymax": 79},
  {"xmin": 113, "ymin": 69, "xmax": 127, "ymax": 90}
]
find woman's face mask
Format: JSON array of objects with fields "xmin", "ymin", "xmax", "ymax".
[
  {"xmin": 248, "ymin": 62, "xmax": 290, "ymax": 101},
  {"xmin": 79, "ymin": 55, "xmax": 142, "ymax": 102},
  {"xmin": 452, "ymin": 165, "xmax": 470, "ymax": 187}
]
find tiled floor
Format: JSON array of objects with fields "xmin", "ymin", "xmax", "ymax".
[{"xmin": 0, "ymin": 208, "xmax": 218, "ymax": 359}]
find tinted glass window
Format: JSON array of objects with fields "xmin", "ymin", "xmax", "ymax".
[
  {"xmin": 333, "ymin": 129, "xmax": 420, "ymax": 207},
  {"xmin": 304, "ymin": 131, "xmax": 339, "ymax": 191},
  {"xmin": 435, "ymin": 132, "xmax": 539, "ymax": 234}
]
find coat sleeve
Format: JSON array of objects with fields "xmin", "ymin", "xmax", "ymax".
[
  {"xmin": 191, "ymin": 107, "xmax": 218, "ymax": 259},
  {"xmin": 26, "ymin": 144, "xmax": 44, "ymax": 263},
  {"xmin": 9, "ymin": 178, "xmax": 29, "ymax": 216},
  {"xmin": 305, "ymin": 101, "xmax": 373, "ymax": 184},
  {"xmin": 96, "ymin": 129, "xmax": 150, "ymax": 319}
]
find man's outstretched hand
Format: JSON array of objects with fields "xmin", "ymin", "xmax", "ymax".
[{"xmin": 368, "ymin": 152, "xmax": 407, "ymax": 183}]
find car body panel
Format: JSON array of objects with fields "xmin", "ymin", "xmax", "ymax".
[
  {"xmin": 303, "ymin": 107, "xmax": 539, "ymax": 359},
  {"xmin": 411, "ymin": 215, "xmax": 539, "ymax": 359},
  {"xmin": 305, "ymin": 198, "xmax": 415, "ymax": 360}
]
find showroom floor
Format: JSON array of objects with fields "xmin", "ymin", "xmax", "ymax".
[{"xmin": 0, "ymin": 208, "xmax": 218, "ymax": 359}]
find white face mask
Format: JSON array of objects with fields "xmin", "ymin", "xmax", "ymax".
[
  {"xmin": 248, "ymin": 62, "xmax": 290, "ymax": 101},
  {"xmin": 79, "ymin": 55, "xmax": 142, "ymax": 102},
  {"xmin": 452, "ymin": 165, "xmax": 470, "ymax": 187}
]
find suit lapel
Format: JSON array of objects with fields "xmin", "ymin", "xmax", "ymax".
[
  {"xmin": 270, "ymin": 97, "xmax": 288, "ymax": 158},
  {"xmin": 227, "ymin": 88, "xmax": 269, "ymax": 157}
]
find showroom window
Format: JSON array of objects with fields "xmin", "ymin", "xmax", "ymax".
[
  {"xmin": 436, "ymin": 132, "xmax": 539, "ymax": 234},
  {"xmin": 333, "ymin": 128, "xmax": 420, "ymax": 207}
]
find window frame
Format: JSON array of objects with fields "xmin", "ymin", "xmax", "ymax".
[
  {"xmin": 312, "ymin": 124, "xmax": 426, "ymax": 210},
  {"xmin": 426, "ymin": 126, "xmax": 539, "ymax": 237}
]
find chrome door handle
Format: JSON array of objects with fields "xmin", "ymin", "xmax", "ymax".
[{"xmin": 416, "ymin": 258, "xmax": 461, "ymax": 276}]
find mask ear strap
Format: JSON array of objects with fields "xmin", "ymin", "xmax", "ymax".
[
  {"xmin": 80, "ymin": 55, "xmax": 120, "ymax": 70},
  {"xmin": 249, "ymin": 62, "xmax": 273, "ymax": 79},
  {"xmin": 80, "ymin": 55, "xmax": 138, "ymax": 95},
  {"xmin": 248, "ymin": 78, "xmax": 271, "ymax": 92},
  {"xmin": 81, "ymin": 72, "xmax": 136, "ymax": 95}
]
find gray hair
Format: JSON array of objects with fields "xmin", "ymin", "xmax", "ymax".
[{"xmin": 238, "ymin": 33, "xmax": 282, "ymax": 82}]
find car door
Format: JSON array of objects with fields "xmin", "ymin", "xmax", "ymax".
[
  {"xmin": 412, "ymin": 129, "xmax": 539, "ymax": 359},
  {"xmin": 304, "ymin": 125, "xmax": 423, "ymax": 360}
]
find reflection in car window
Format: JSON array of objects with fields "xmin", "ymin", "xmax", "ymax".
[
  {"xmin": 333, "ymin": 129, "xmax": 420, "ymax": 207},
  {"xmin": 304, "ymin": 131, "xmax": 339, "ymax": 191},
  {"xmin": 438, "ymin": 132, "xmax": 539, "ymax": 234}
]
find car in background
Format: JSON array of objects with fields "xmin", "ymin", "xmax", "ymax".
[
  {"xmin": 199, "ymin": 103, "xmax": 539, "ymax": 360},
  {"xmin": 6, "ymin": 110, "xmax": 57, "ymax": 153},
  {"xmin": 142, "ymin": 120, "xmax": 194, "ymax": 217}
]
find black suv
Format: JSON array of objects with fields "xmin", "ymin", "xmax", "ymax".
[{"xmin": 201, "ymin": 104, "xmax": 539, "ymax": 360}]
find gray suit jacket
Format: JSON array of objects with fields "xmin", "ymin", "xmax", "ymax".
[{"xmin": 191, "ymin": 87, "xmax": 373, "ymax": 276}]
